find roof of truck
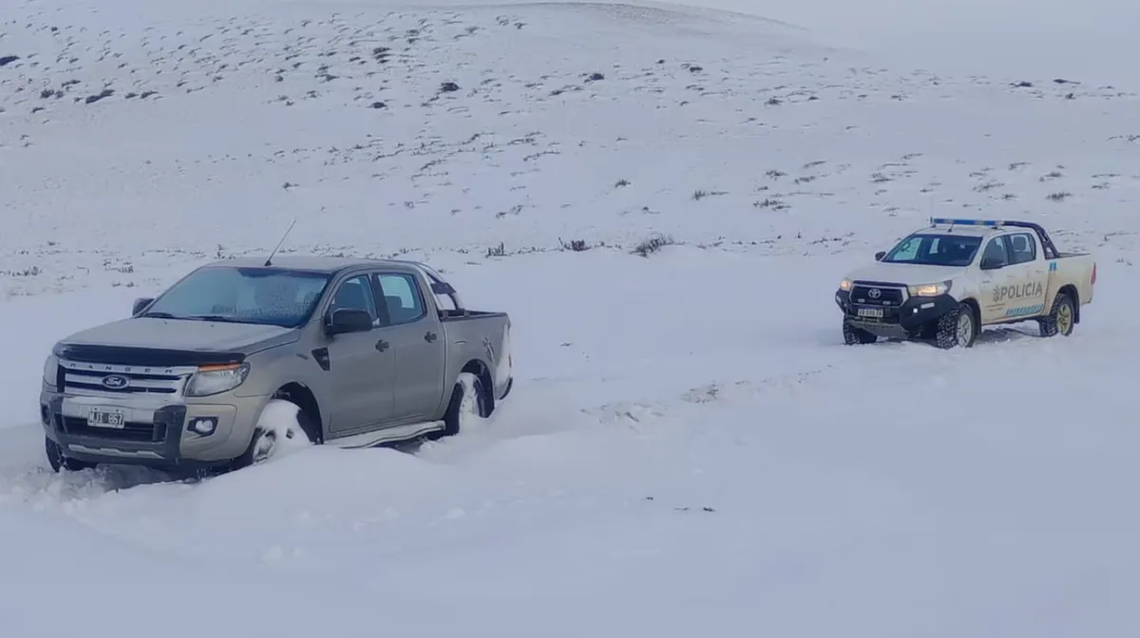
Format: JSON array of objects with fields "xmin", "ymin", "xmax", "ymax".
[{"xmin": 200, "ymin": 255, "xmax": 418, "ymax": 274}]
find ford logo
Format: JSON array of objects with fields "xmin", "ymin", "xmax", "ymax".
[{"xmin": 101, "ymin": 374, "xmax": 130, "ymax": 390}]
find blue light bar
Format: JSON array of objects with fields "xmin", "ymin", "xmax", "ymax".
[{"xmin": 929, "ymin": 217, "xmax": 1004, "ymax": 227}]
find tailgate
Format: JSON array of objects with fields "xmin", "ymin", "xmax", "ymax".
[{"xmin": 1048, "ymin": 253, "xmax": 1096, "ymax": 305}]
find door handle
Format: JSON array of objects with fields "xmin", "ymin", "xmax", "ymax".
[
  {"xmin": 424, "ymin": 331, "xmax": 437, "ymax": 343},
  {"xmin": 374, "ymin": 339, "xmax": 389, "ymax": 352}
]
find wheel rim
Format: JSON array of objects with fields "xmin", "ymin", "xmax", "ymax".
[
  {"xmin": 252, "ymin": 431, "xmax": 276, "ymax": 464},
  {"xmin": 956, "ymin": 312, "xmax": 973, "ymax": 345},
  {"xmin": 1057, "ymin": 303, "xmax": 1073, "ymax": 334}
]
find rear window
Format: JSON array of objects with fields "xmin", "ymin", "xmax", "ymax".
[{"xmin": 882, "ymin": 234, "xmax": 982, "ymax": 267}]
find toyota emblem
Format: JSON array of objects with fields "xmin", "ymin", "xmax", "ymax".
[
  {"xmin": 101, "ymin": 374, "xmax": 130, "ymax": 390},
  {"xmin": 868, "ymin": 288, "xmax": 882, "ymax": 299}
]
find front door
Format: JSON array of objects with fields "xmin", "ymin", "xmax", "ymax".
[
  {"xmin": 978, "ymin": 236, "xmax": 1018, "ymax": 323},
  {"xmin": 376, "ymin": 272, "xmax": 447, "ymax": 422},
  {"xmin": 324, "ymin": 273, "xmax": 395, "ymax": 434}
]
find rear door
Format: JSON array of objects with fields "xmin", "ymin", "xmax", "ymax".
[
  {"xmin": 323, "ymin": 272, "xmax": 395, "ymax": 434},
  {"xmin": 374, "ymin": 271, "xmax": 447, "ymax": 423}
]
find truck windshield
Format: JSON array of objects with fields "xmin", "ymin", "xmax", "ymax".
[
  {"xmin": 140, "ymin": 266, "xmax": 331, "ymax": 328},
  {"xmin": 881, "ymin": 234, "xmax": 982, "ymax": 267}
]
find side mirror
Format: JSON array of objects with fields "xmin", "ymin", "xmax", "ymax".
[
  {"xmin": 874, "ymin": 251, "xmax": 886, "ymax": 261},
  {"xmin": 132, "ymin": 297, "xmax": 154, "ymax": 316},
  {"xmin": 980, "ymin": 257, "xmax": 1005, "ymax": 271},
  {"xmin": 325, "ymin": 308, "xmax": 373, "ymax": 336}
]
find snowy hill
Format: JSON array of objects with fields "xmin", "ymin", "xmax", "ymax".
[{"xmin": 2, "ymin": 0, "xmax": 1140, "ymax": 636}]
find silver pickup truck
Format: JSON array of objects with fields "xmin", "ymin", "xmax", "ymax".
[{"xmin": 38, "ymin": 256, "xmax": 514, "ymax": 474}]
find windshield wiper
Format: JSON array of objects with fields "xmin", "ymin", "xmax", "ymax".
[
  {"xmin": 139, "ymin": 311, "xmax": 179, "ymax": 319},
  {"xmin": 185, "ymin": 314, "xmax": 242, "ymax": 323}
]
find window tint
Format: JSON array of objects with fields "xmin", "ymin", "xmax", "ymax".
[
  {"xmin": 981, "ymin": 236, "xmax": 1009, "ymax": 266},
  {"xmin": 1008, "ymin": 233, "xmax": 1036, "ymax": 265},
  {"xmin": 377, "ymin": 273, "xmax": 426, "ymax": 324},
  {"xmin": 329, "ymin": 275, "xmax": 378, "ymax": 323},
  {"xmin": 882, "ymin": 234, "xmax": 982, "ymax": 267}
]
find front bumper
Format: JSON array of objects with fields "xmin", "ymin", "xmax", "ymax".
[
  {"xmin": 835, "ymin": 288, "xmax": 958, "ymax": 338},
  {"xmin": 39, "ymin": 390, "xmax": 256, "ymax": 469}
]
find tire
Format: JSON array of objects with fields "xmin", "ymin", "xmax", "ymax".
[
  {"xmin": 843, "ymin": 321, "xmax": 878, "ymax": 345},
  {"xmin": 935, "ymin": 302, "xmax": 978, "ymax": 349},
  {"xmin": 230, "ymin": 399, "xmax": 316, "ymax": 470},
  {"xmin": 1039, "ymin": 292, "xmax": 1075, "ymax": 337},
  {"xmin": 45, "ymin": 436, "xmax": 96, "ymax": 473},
  {"xmin": 231, "ymin": 427, "xmax": 278, "ymax": 470},
  {"xmin": 440, "ymin": 372, "xmax": 489, "ymax": 438}
]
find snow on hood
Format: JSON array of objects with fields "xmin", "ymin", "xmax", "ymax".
[
  {"xmin": 844, "ymin": 262, "xmax": 970, "ymax": 286},
  {"xmin": 60, "ymin": 317, "xmax": 296, "ymax": 353}
]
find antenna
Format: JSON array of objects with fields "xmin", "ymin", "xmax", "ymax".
[{"xmin": 264, "ymin": 217, "xmax": 297, "ymax": 267}]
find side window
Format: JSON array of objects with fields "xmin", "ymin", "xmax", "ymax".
[
  {"xmin": 1008, "ymin": 233, "xmax": 1036, "ymax": 265},
  {"xmin": 981, "ymin": 236, "xmax": 1009, "ymax": 267},
  {"xmin": 329, "ymin": 275, "xmax": 378, "ymax": 324},
  {"xmin": 377, "ymin": 273, "xmax": 426, "ymax": 325}
]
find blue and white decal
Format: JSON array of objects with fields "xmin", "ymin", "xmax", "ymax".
[
  {"xmin": 1004, "ymin": 303, "xmax": 1045, "ymax": 318},
  {"xmin": 1048, "ymin": 261, "xmax": 1058, "ymax": 272}
]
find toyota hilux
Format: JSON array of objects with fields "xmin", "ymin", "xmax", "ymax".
[{"xmin": 835, "ymin": 218, "xmax": 1097, "ymax": 348}]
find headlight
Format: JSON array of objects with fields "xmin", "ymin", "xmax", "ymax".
[
  {"xmin": 839, "ymin": 279, "xmax": 853, "ymax": 291},
  {"xmin": 184, "ymin": 363, "xmax": 250, "ymax": 397},
  {"xmin": 908, "ymin": 280, "xmax": 952, "ymax": 297},
  {"xmin": 42, "ymin": 354, "xmax": 58, "ymax": 387}
]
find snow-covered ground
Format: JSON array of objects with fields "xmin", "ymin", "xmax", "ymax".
[{"xmin": 2, "ymin": 0, "xmax": 1140, "ymax": 635}]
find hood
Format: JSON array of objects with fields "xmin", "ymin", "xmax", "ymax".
[
  {"xmin": 59, "ymin": 317, "xmax": 297, "ymax": 353},
  {"xmin": 845, "ymin": 262, "xmax": 968, "ymax": 286}
]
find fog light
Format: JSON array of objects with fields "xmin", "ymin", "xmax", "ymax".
[{"xmin": 189, "ymin": 417, "xmax": 218, "ymax": 436}]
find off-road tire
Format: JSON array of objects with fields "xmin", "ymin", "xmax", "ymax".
[
  {"xmin": 45, "ymin": 436, "xmax": 96, "ymax": 472},
  {"xmin": 439, "ymin": 373, "xmax": 488, "ymax": 438},
  {"xmin": 935, "ymin": 302, "xmax": 978, "ymax": 349},
  {"xmin": 843, "ymin": 321, "xmax": 878, "ymax": 345},
  {"xmin": 1038, "ymin": 292, "xmax": 1075, "ymax": 338}
]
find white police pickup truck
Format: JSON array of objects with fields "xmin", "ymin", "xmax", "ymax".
[{"xmin": 835, "ymin": 218, "xmax": 1097, "ymax": 348}]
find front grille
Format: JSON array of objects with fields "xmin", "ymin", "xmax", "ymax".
[
  {"xmin": 58, "ymin": 360, "xmax": 191, "ymax": 397},
  {"xmin": 850, "ymin": 283, "xmax": 906, "ymax": 307},
  {"xmin": 58, "ymin": 415, "xmax": 167, "ymax": 442}
]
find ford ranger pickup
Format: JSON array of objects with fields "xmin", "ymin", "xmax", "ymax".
[
  {"xmin": 835, "ymin": 218, "xmax": 1096, "ymax": 348},
  {"xmin": 39, "ymin": 256, "xmax": 513, "ymax": 474}
]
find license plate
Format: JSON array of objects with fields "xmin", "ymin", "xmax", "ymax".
[
  {"xmin": 857, "ymin": 308, "xmax": 885, "ymax": 318},
  {"xmin": 87, "ymin": 407, "xmax": 126, "ymax": 429}
]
